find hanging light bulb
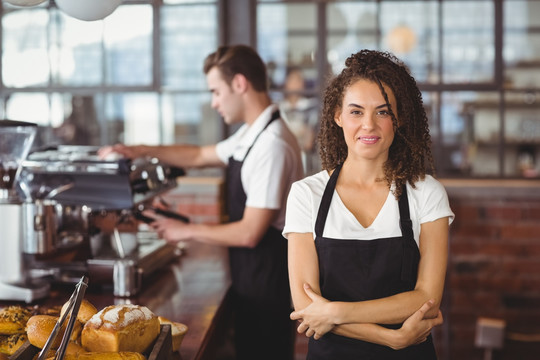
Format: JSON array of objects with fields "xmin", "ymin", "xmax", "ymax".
[
  {"xmin": 55, "ymin": 0, "xmax": 122, "ymax": 21},
  {"xmin": 4, "ymin": 0, "xmax": 47, "ymax": 6},
  {"xmin": 386, "ymin": 25, "xmax": 417, "ymax": 55}
]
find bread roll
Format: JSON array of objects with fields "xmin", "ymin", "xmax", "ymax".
[
  {"xmin": 26, "ymin": 315, "xmax": 80, "ymax": 349},
  {"xmin": 0, "ymin": 333, "xmax": 27, "ymax": 355},
  {"xmin": 157, "ymin": 317, "xmax": 188, "ymax": 352},
  {"xmin": 61, "ymin": 300, "xmax": 98, "ymax": 325},
  {"xmin": 81, "ymin": 305, "xmax": 159, "ymax": 353},
  {"xmin": 64, "ymin": 352, "xmax": 146, "ymax": 360},
  {"xmin": 0, "ymin": 306, "xmax": 32, "ymax": 335}
]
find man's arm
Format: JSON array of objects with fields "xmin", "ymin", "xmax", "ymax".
[
  {"xmin": 148, "ymin": 206, "xmax": 279, "ymax": 248},
  {"xmin": 99, "ymin": 143, "xmax": 225, "ymax": 169}
]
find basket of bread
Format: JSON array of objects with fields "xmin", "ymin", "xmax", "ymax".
[{"xmin": 0, "ymin": 282, "xmax": 187, "ymax": 360}]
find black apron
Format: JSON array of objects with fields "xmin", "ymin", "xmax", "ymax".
[
  {"xmin": 226, "ymin": 110, "xmax": 295, "ymax": 360},
  {"xmin": 308, "ymin": 163, "xmax": 437, "ymax": 360}
]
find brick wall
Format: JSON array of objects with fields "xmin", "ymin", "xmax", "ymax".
[
  {"xmin": 439, "ymin": 180, "xmax": 540, "ymax": 360},
  {"xmin": 164, "ymin": 177, "xmax": 226, "ymax": 225},
  {"xmin": 162, "ymin": 178, "xmax": 540, "ymax": 359}
]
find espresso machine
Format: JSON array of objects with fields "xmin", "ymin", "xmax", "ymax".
[
  {"xmin": 0, "ymin": 120, "xmax": 50, "ymax": 303},
  {"xmin": 16, "ymin": 145, "xmax": 187, "ymax": 298},
  {"xmin": 0, "ymin": 121, "xmax": 187, "ymax": 301}
]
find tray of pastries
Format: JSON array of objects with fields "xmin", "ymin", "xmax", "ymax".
[{"xmin": 0, "ymin": 300, "xmax": 187, "ymax": 360}]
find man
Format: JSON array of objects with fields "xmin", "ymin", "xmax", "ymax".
[{"xmin": 100, "ymin": 45, "xmax": 303, "ymax": 360}]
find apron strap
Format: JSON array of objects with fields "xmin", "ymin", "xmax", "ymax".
[
  {"xmin": 314, "ymin": 163, "xmax": 342, "ymax": 237},
  {"xmin": 398, "ymin": 185, "xmax": 416, "ymax": 282},
  {"xmin": 242, "ymin": 110, "xmax": 280, "ymax": 161}
]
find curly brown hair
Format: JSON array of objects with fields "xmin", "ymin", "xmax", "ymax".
[{"xmin": 318, "ymin": 49, "xmax": 434, "ymax": 198}]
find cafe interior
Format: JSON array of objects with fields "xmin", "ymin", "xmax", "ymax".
[{"xmin": 0, "ymin": 1, "xmax": 539, "ymax": 360}]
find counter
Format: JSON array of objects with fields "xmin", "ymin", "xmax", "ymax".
[{"xmin": 0, "ymin": 242, "xmax": 232, "ymax": 360}]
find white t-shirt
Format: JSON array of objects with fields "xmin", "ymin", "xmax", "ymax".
[
  {"xmin": 216, "ymin": 104, "xmax": 304, "ymax": 230},
  {"xmin": 283, "ymin": 170, "xmax": 454, "ymax": 246}
]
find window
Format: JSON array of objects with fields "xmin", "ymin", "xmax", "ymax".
[
  {"xmin": 257, "ymin": 0, "xmax": 540, "ymax": 178},
  {"xmin": 1, "ymin": 0, "xmax": 220, "ymax": 176}
]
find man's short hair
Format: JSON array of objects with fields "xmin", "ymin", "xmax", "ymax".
[{"xmin": 203, "ymin": 45, "xmax": 268, "ymax": 92}]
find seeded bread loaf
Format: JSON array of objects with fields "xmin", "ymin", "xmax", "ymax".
[
  {"xmin": 81, "ymin": 305, "xmax": 159, "ymax": 353},
  {"xmin": 0, "ymin": 333, "xmax": 27, "ymax": 355},
  {"xmin": 0, "ymin": 306, "xmax": 32, "ymax": 335}
]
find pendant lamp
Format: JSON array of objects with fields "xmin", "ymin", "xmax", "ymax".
[
  {"xmin": 55, "ymin": 0, "xmax": 122, "ymax": 21},
  {"xmin": 386, "ymin": 25, "xmax": 417, "ymax": 55},
  {"xmin": 4, "ymin": 0, "xmax": 47, "ymax": 6}
]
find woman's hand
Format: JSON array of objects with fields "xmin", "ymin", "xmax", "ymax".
[
  {"xmin": 390, "ymin": 299, "xmax": 444, "ymax": 350},
  {"xmin": 290, "ymin": 284, "xmax": 336, "ymax": 340}
]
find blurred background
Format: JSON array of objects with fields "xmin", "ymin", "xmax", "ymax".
[{"xmin": 1, "ymin": 1, "xmax": 540, "ymax": 359}]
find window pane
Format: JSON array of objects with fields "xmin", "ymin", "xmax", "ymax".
[
  {"xmin": 504, "ymin": 91, "xmax": 540, "ymax": 178},
  {"xmin": 442, "ymin": 1, "xmax": 494, "ymax": 83},
  {"xmin": 51, "ymin": 10, "xmax": 104, "ymax": 86},
  {"xmin": 2, "ymin": 8, "xmax": 50, "ymax": 87},
  {"xmin": 161, "ymin": 92, "xmax": 221, "ymax": 177},
  {"xmin": 105, "ymin": 5, "xmax": 153, "ymax": 86},
  {"xmin": 504, "ymin": 1, "xmax": 540, "ymax": 89},
  {"xmin": 380, "ymin": 1, "xmax": 439, "ymax": 83},
  {"xmin": 257, "ymin": 3, "xmax": 318, "ymax": 91},
  {"xmin": 161, "ymin": 4, "xmax": 217, "ymax": 90},
  {"xmin": 439, "ymin": 92, "xmax": 501, "ymax": 176},
  {"xmin": 327, "ymin": 2, "xmax": 378, "ymax": 76},
  {"xmin": 105, "ymin": 93, "xmax": 160, "ymax": 145},
  {"xmin": 162, "ymin": 92, "xmax": 219, "ymax": 145}
]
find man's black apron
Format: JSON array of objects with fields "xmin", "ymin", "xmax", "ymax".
[
  {"xmin": 226, "ymin": 110, "xmax": 295, "ymax": 360},
  {"xmin": 308, "ymin": 163, "xmax": 437, "ymax": 359}
]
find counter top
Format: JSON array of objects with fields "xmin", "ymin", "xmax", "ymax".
[{"xmin": 1, "ymin": 242, "xmax": 232, "ymax": 360}]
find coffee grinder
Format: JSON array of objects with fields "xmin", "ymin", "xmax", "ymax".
[{"xmin": 0, "ymin": 120, "xmax": 50, "ymax": 303}]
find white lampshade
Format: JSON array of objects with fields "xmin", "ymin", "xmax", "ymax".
[
  {"xmin": 55, "ymin": 0, "xmax": 122, "ymax": 21},
  {"xmin": 4, "ymin": 0, "xmax": 47, "ymax": 6}
]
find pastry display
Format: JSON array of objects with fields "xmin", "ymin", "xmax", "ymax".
[{"xmin": 2, "ymin": 298, "xmax": 188, "ymax": 360}]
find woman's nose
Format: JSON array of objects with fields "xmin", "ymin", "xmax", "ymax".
[{"xmin": 361, "ymin": 113, "xmax": 376, "ymax": 129}]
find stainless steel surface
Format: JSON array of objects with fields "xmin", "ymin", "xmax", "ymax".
[
  {"xmin": 0, "ymin": 203, "xmax": 25, "ymax": 283},
  {"xmin": 22, "ymin": 200, "xmax": 58, "ymax": 254},
  {"xmin": 0, "ymin": 120, "xmax": 49, "ymax": 303}
]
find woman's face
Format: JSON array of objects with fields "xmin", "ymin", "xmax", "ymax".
[{"xmin": 334, "ymin": 79, "xmax": 397, "ymax": 163}]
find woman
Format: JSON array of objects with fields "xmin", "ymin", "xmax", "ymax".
[{"xmin": 283, "ymin": 50, "xmax": 454, "ymax": 359}]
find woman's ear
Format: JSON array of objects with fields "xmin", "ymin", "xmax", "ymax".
[{"xmin": 334, "ymin": 111, "xmax": 342, "ymax": 127}]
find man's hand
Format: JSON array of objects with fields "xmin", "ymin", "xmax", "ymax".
[
  {"xmin": 98, "ymin": 144, "xmax": 148, "ymax": 160},
  {"xmin": 143, "ymin": 210, "xmax": 193, "ymax": 243}
]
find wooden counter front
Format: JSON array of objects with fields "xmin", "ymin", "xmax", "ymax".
[{"xmin": 0, "ymin": 242, "xmax": 232, "ymax": 360}]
